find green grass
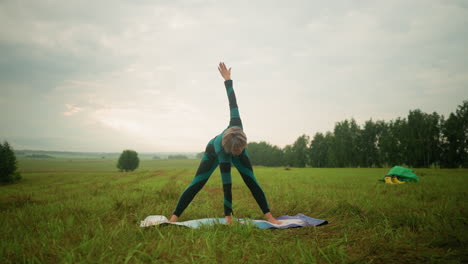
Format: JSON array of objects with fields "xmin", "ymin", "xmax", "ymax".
[{"xmin": 1, "ymin": 159, "xmax": 467, "ymax": 263}]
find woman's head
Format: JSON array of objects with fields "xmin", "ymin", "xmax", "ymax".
[{"xmin": 222, "ymin": 127, "xmax": 247, "ymax": 156}]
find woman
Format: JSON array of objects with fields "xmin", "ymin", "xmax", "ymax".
[{"xmin": 169, "ymin": 62, "xmax": 281, "ymax": 225}]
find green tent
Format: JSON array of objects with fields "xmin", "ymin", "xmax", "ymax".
[{"xmin": 379, "ymin": 166, "xmax": 420, "ymax": 182}]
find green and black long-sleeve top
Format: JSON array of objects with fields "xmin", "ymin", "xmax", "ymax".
[{"xmin": 212, "ymin": 80, "xmax": 243, "ymax": 162}]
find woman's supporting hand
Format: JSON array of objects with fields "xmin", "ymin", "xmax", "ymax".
[{"xmin": 218, "ymin": 62, "xmax": 231, "ymax": 81}]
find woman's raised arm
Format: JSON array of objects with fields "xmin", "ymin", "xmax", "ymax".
[{"xmin": 218, "ymin": 62, "xmax": 242, "ymax": 129}]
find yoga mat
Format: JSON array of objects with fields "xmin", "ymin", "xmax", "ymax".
[{"xmin": 140, "ymin": 213, "xmax": 327, "ymax": 229}]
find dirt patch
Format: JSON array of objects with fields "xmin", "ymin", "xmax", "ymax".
[
  {"xmin": 119, "ymin": 170, "xmax": 165, "ymax": 186},
  {"xmin": 0, "ymin": 193, "xmax": 44, "ymax": 210},
  {"xmin": 169, "ymin": 169, "xmax": 191, "ymax": 179}
]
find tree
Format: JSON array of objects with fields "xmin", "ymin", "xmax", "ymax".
[
  {"xmin": 324, "ymin": 132, "xmax": 337, "ymax": 167},
  {"xmin": 0, "ymin": 141, "xmax": 22, "ymax": 183},
  {"xmin": 332, "ymin": 119, "xmax": 360, "ymax": 167},
  {"xmin": 282, "ymin": 145, "xmax": 294, "ymax": 167},
  {"xmin": 247, "ymin": 141, "xmax": 284, "ymax": 166},
  {"xmin": 309, "ymin": 132, "xmax": 329, "ymax": 168},
  {"xmin": 441, "ymin": 101, "xmax": 468, "ymax": 168},
  {"xmin": 117, "ymin": 150, "xmax": 139, "ymax": 172},
  {"xmin": 441, "ymin": 113, "xmax": 460, "ymax": 167},
  {"xmin": 290, "ymin": 134, "xmax": 310, "ymax": 168},
  {"xmin": 405, "ymin": 110, "xmax": 442, "ymax": 167},
  {"xmin": 456, "ymin": 100, "xmax": 468, "ymax": 167},
  {"xmin": 358, "ymin": 119, "xmax": 382, "ymax": 167}
]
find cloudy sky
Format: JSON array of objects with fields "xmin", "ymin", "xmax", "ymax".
[{"xmin": 1, "ymin": 0, "xmax": 467, "ymax": 152}]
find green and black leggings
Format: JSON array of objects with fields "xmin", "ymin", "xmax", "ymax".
[{"xmin": 173, "ymin": 80, "xmax": 271, "ymax": 217}]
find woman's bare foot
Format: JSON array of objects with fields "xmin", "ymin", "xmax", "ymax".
[
  {"xmin": 169, "ymin": 215, "xmax": 178, "ymax": 223},
  {"xmin": 225, "ymin": 215, "xmax": 233, "ymax": 225},
  {"xmin": 265, "ymin": 212, "xmax": 282, "ymax": 225}
]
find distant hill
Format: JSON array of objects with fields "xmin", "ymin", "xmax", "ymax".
[
  {"xmin": 168, "ymin": 154, "xmax": 189, "ymax": 159},
  {"xmin": 14, "ymin": 150, "xmax": 199, "ymax": 159},
  {"xmin": 25, "ymin": 154, "xmax": 55, "ymax": 159}
]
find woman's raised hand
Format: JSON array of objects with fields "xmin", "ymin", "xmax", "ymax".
[{"xmin": 218, "ymin": 62, "xmax": 231, "ymax": 81}]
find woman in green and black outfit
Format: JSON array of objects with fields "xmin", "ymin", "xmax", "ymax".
[{"xmin": 169, "ymin": 62, "xmax": 280, "ymax": 225}]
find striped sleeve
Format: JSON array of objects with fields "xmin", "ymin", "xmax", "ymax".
[{"xmin": 224, "ymin": 80, "xmax": 243, "ymax": 129}]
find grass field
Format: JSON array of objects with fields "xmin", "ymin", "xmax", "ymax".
[{"xmin": 1, "ymin": 159, "xmax": 467, "ymax": 263}]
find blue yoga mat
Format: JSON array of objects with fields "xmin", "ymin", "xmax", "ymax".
[{"xmin": 140, "ymin": 213, "xmax": 328, "ymax": 229}]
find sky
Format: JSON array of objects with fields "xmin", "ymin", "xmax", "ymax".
[{"xmin": 1, "ymin": 0, "xmax": 467, "ymax": 152}]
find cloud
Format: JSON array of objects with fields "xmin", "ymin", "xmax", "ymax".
[
  {"xmin": 63, "ymin": 104, "xmax": 83, "ymax": 116},
  {"xmin": 1, "ymin": 0, "xmax": 467, "ymax": 151}
]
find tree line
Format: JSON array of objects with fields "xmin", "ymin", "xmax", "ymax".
[{"xmin": 246, "ymin": 100, "xmax": 467, "ymax": 168}]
